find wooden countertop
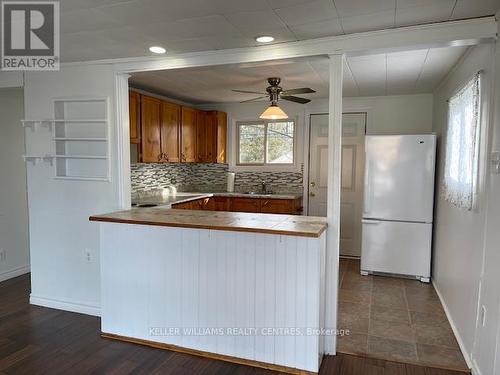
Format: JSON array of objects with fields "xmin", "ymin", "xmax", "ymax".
[{"xmin": 89, "ymin": 209, "xmax": 327, "ymax": 238}]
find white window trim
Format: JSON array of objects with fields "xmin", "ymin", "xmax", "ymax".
[{"xmin": 235, "ymin": 118, "xmax": 297, "ymax": 169}]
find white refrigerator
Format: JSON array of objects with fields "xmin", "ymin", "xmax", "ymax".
[{"xmin": 361, "ymin": 134, "xmax": 436, "ymax": 282}]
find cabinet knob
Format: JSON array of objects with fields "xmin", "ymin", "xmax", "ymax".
[{"xmin": 157, "ymin": 153, "xmax": 162, "ymax": 161}]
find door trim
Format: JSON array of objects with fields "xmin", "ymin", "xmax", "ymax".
[{"xmin": 306, "ymin": 111, "xmax": 368, "ymax": 216}]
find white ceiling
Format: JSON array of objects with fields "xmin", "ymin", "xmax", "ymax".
[
  {"xmin": 129, "ymin": 45, "xmax": 469, "ymax": 103},
  {"xmin": 60, "ymin": 0, "xmax": 498, "ymax": 62}
]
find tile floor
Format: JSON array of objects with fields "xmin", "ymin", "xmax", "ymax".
[{"xmin": 337, "ymin": 258, "xmax": 469, "ymax": 372}]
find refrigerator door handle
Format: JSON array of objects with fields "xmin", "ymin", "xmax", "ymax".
[
  {"xmin": 363, "ymin": 160, "xmax": 372, "ymax": 215},
  {"xmin": 362, "ymin": 219, "xmax": 381, "ymax": 224}
]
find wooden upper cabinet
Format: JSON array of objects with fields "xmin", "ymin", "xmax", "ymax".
[
  {"xmin": 129, "ymin": 91, "xmax": 141, "ymax": 144},
  {"xmin": 141, "ymin": 95, "xmax": 162, "ymax": 162},
  {"xmin": 205, "ymin": 112, "xmax": 218, "ymax": 163},
  {"xmin": 131, "ymin": 90, "xmax": 226, "ymax": 164},
  {"xmin": 196, "ymin": 110, "xmax": 207, "ymax": 162},
  {"xmin": 180, "ymin": 106, "xmax": 197, "ymax": 162},
  {"xmin": 216, "ymin": 111, "xmax": 227, "ymax": 163},
  {"xmin": 161, "ymin": 101, "xmax": 180, "ymax": 163}
]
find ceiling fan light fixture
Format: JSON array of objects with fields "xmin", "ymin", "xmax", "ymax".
[
  {"xmin": 260, "ymin": 104, "xmax": 288, "ymax": 120},
  {"xmin": 255, "ymin": 36, "xmax": 275, "ymax": 43}
]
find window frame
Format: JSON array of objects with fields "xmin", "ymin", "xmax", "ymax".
[{"xmin": 236, "ymin": 119, "xmax": 296, "ymax": 167}]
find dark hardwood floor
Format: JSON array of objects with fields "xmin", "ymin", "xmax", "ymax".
[{"xmin": 0, "ymin": 274, "xmax": 470, "ymax": 375}]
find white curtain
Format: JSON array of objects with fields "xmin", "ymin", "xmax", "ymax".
[{"xmin": 441, "ymin": 73, "xmax": 481, "ymax": 210}]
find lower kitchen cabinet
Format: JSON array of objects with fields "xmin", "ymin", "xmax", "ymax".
[
  {"xmin": 260, "ymin": 198, "xmax": 302, "ymax": 215},
  {"xmin": 172, "ymin": 196, "xmax": 303, "ymax": 215},
  {"xmin": 229, "ymin": 197, "xmax": 261, "ymax": 213}
]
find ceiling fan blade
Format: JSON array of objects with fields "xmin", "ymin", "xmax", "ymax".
[
  {"xmin": 232, "ymin": 89, "xmax": 266, "ymax": 95},
  {"xmin": 240, "ymin": 96, "xmax": 267, "ymax": 103},
  {"xmin": 281, "ymin": 95, "xmax": 311, "ymax": 104},
  {"xmin": 281, "ymin": 88, "xmax": 316, "ymax": 95}
]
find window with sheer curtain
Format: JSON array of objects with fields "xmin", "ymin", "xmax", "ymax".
[{"xmin": 441, "ymin": 73, "xmax": 481, "ymax": 211}]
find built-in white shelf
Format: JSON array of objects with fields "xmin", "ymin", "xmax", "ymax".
[
  {"xmin": 53, "ymin": 155, "xmax": 107, "ymax": 159},
  {"xmin": 53, "ymin": 176, "xmax": 110, "ymax": 182},
  {"xmin": 53, "ymin": 137, "xmax": 107, "ymax": 141},
  {"xmin": 22, "ymin": 97, "xmax": 110, "ymax": 181},
  {"xmin": 23, "ymin": 155, "xmax": 54, "ymax": 165},
  {"xmin": 52, "ymin": 97, "xmax": 110, "ymax": 181}
]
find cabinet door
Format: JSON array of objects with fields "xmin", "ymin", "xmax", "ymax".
[
  {"xmin": 196, "ymin": 110, "xmax": 207, "ymax": 162},
  {"xmin": 172, "ymin": 201, "xmax": 193, "ymax": 210},
  {"xmin": 129, "ymin": 91, "xmax": 141, "ymax": 144},
  {"xmin": 230, "ymin": 198, "xmax": 261, "ymax": 213},
  {"xmin": 141, "ymin": 95, "xmax": 162, "ymax": 163},
  {"xmin": 261, "ymin": 199, "xmax": 295, "ymax": 214},
  {"xmin": 205, "ymin": 112, "xmax": 218, "ymax": 163},
  {"xmin": 180, "ymin": 107, "xmax": 197, "ymax": 162},
  {"xmin": 214, "ymin": 197, "xmax": 229, "ymax": 211},
  {"xmin": 216, "ymin": 111, "xmax": 227, "ymax": 163},
  {"xmin": 161, "ymin": 101, "xmax": 180, "ymax": 163}
]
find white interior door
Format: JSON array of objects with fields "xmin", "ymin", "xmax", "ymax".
[
  {"xmin": 308, "ymin": 114, "xmax": 329, "ymax": 217},
  {"xmin": 308, "ymin": 113, "xmax": 366, "ymax": 257}
]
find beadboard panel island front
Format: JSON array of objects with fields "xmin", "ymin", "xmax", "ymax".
[{"xmin": 98, "ymin": 221, "xmax": 326, "ymax": 373}]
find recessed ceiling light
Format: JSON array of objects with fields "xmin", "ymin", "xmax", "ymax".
[
  {"xmin": 255, "ymin": 36, "xmax": 274, "ymax": 43},
  {"xmin": 149, "ymin": 46, "xmax": 166, "ymax": 54}
]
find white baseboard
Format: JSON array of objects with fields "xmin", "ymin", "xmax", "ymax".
[
  {"xmin": 30, "ymin": 294, "xmax": 101, "ymax": 317},
  {"xmin": 471, "ymin": 359, "xmax": 482, "ymax": 375},
  {"xmin": 432, "ymin": 280, "xmax": 473, "ymax": 371},
  {"xmin": 0, "ymin": 264, "xmax": 30, "ymax": 282}
]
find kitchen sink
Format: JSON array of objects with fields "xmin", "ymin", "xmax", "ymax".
[{"xmin": 243, "ymin": 191, "xmax": 274, "ymax": 195}]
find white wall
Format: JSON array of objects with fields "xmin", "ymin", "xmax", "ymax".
[
  {"xmin": 431, "ymin": 43, "xmax": 495, "ymax": 370},
  {"xmin": 470, "ymin": 20, "xmax": 500, "ymax": 375},
  {"xmin": 201, "ymin": 93, "xmax": 433, "ymax": 171},
  {"xmin": 0, "ymin": 87, "xmax": 30, "ymax": 282},
  {"xmin": 24, "ymin": 65, "xmax": 119, "ymax": 315},
  {"xmin": 0, "ymin": 72, "xmax": 23, "ymax": 88}
]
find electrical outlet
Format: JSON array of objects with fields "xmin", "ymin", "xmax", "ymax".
[
  {"xmin": 481, "ymin": 305, "xmax": 487, "ymax": 327},
  {"xmin": 84, "ymin": 248, "xmax": 93, "ymax": 263},
  {"xmin": 0, "ymin": 249, "xmax": 6, "ymax": 262}
]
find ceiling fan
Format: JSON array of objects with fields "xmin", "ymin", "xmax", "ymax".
[
  {"xmin": 232, "ymin": 77, "xmax": 316, "ymax": 104},
  {"xmin": 232, "ymin": 78, "xmax": 315, "ymax": 119}
]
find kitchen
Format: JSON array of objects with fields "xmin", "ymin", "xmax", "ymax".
[
  {"xmin": 1, "ymin": 1, "xmax": 499, "ymax": 374},
  {"xmin": 90, "ymin": 48, "xmax": 471, "ymax": 373}
]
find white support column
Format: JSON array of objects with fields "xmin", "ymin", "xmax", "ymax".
[
  {"xmin": 324, "ymin": 54, "xmax": 343, "ymax": 354},
  {"xmin": 114, "ymin": 72, "xmax": 132, "ymax": 209}
]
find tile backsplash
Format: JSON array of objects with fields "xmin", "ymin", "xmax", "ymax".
[{"xmin": 131, "ymin": 163, "xmax": 303, "ymax": 194}]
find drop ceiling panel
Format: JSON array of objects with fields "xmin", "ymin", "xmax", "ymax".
[
  {"xmin": 141, "ymin": 15, "xmax": 243, "ymax": 41},
  {"xmin": 387, "ymin": 50, "xmax": 428, "ymax": 94},
  {"xmin": 395, "ymin": 1, "xmax": 456, "ymax": 27},
  {"xmin": 274, "ymin": 0, "xmax": 339, "ymax": 26},
  {"xmin": 289, "ymin": 18, "xmax": 343, "ymax": 39},
  {"xmin": 347, "ymin": 54, "xmax": 387, "ymax": 96},
  {"xmin": 341, "ymin": 10, "xmax": 396, "ymax": 34},
  {"xmin": 451, "ymin": 0, "xmax": 500, "ymax": 19},
  {"xmin": 333, "ymin": 0, "xmax": 396, "ymax": 17},
  {"xmin": 416, "ymin": 46, "xmax": 468, "ymax": 91}
]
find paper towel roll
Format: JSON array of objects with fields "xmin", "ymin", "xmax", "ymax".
[{"xmin": 227, "ymin": 172, "xmax": 235, "ymax": 192}]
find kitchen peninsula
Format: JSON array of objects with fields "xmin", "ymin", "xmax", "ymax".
[{"xmin": 90, "ymin": 209, "xmax": 328, "ymax": 374}]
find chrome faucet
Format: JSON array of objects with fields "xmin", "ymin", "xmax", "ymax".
[{"xmin": 261, "ymin": 180, "xmax": 267, "ymax": 194}]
